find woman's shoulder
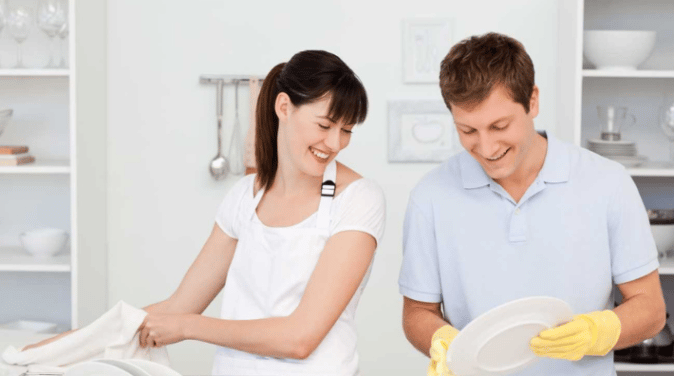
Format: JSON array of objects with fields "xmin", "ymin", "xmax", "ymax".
[
  {"xmin": 229, "ymin": 173, "xmax": 258, "ymax": 201},
  {"xmin": 335, "ymin": 162, "xmax": 383, "ymax": 200},
  {"xmin": 335, "ymin": 162, "xmax": 363, "ymax": 196}
]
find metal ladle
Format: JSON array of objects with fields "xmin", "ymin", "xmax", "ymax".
[{"xmin": 209, "ymin": 80, "xmax": 229, "ymax": 180}]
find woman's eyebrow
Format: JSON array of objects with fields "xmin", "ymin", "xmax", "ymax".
[{"xmin": 317, "ymin": 115, "xmax": 338, "ymax": 123}]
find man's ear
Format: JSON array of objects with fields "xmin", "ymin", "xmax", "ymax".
[
  {"xmin": 529, "ymin": 85, "xmax": 540, "ymax": 118},
  {"xmin": 275, "ymin": 92, "xmax": 291, "ymax": 123}
]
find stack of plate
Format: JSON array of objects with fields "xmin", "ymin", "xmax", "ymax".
[
  {"xmin": 586, "ymin": 139, "xmax": 647, "ymax": 167},
  {"xmin": 65, "ymin": 359, "xmax": 182, "ymax": 376}
]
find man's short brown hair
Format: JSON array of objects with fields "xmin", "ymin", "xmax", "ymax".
[{"xmin": 439, "ymin": 32, "xmax": 535, "ymax": 113}]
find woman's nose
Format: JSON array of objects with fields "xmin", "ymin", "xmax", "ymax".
[{"xmin": 325, "ymin": 128, "xmax": 341, "ymax": 151}]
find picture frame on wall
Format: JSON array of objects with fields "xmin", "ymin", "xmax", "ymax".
[
  {"xmin": 388, "ymin": 100, "xmax": 461, "ymax": 163},
  {"xmin": 402, "ymin": 18, "xmax": 454, "ymax": 83}
]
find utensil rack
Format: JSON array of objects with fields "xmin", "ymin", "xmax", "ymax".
[
  {"xmin": 199, "ymin": 75, "xmax": 265, "ymax": 85},
  {"xmin": 200, "ymin": 74, "xmax": 264, "ymax": 180}
]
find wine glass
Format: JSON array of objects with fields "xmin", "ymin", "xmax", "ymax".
[
  {"xmin": 36, "ymin": 0, "xmax": 65, "ymax": 68},
  {"xmin": 57, "ymin": 17, "xmax": 68, "ymax": 68},
  {"xmin": 7, "ymin": 6, "xmax": 32, "ymax": 69},
  {"xmin": 658, "ymin": 97, "xmax": 674, "ymax": 162}
]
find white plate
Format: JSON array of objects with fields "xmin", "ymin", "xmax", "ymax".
[
  {"xmin": 124, "ymin": 359, "xmax": 182, "ymax": 376},
  {"xmin": 65, "ymin": 361, "xmax": 133, "ymax": 376},
  {"xmin": 95, "ymin": 359, "xmax": 151, "ymax": 376},
  {"xmin": 446, "ymin": 296, "xmax": 573, "ymax": 376}
]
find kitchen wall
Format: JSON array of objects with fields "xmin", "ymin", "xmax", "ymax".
[
  {"xmin": 105, "ymin": 1, "xmax": 559, "ymax": 375},
  {"xmin": 75, "ymin": 0, "xmax": 108, "ymax": 330}
]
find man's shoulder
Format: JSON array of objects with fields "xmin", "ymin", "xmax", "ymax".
[
  {"xmin": 410, "ymin": 152, "xmax": 466, "ymax": 199},
  {"xmin": 564, "ymin": 141, "xmax": 629, "ymax": 180}
]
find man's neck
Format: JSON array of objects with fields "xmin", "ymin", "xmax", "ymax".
[{"xmin": 496, "ymin": 133, "xmax": 548, "ymax": 203}]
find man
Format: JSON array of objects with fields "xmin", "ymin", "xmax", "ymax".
[{"xmin": 398, "ymin": 32, "xmax": 666, "ymax": 376}]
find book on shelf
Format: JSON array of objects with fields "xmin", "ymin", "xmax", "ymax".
[
  {"xmin": 0, "ymin": 152, "xmax": 30, "ymax": 160},
  {"xmin": 0, "ymin": 154, "xmax": 35, "ymax": 166},
  {"xmin": 0, "ymin": 145, "xmax": 29, "ymax": 155}
]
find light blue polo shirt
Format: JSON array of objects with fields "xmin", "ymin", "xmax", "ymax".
[{"xmin": 399, "ymin": 131, "xmax": 659, "ymax": 376}]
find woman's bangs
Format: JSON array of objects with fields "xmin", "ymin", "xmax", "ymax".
[{"xmin": 326, "ymin": 76, "xmax": 368, "ymax": 126}]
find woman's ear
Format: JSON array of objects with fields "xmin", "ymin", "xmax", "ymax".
[{"xmin": 275, "ymin": 92, "xmax": 291, "ymax": 123}]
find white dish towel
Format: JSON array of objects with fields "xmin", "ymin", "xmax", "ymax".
[{"xmin": 1, "ymin": 300, "xmax": 170, "ymax": 374}]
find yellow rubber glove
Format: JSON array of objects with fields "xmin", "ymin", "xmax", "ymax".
[
  {"xmin": 428, "ymin": 325, "xmax": 460, "ymax": 376},
  {"xmin": 530, "ymin": 310, "xmax": 621, "ymax": 361}
]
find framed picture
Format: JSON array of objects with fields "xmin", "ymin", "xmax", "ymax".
[
  {"xmin": 388, "ymin": 100, "xmax": 462, "ymax": 163},
  {"xmin": 402, "ymin": 18, "xmax": 454, "ymax": 83}
]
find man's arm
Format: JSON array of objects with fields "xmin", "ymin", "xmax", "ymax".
[
  {"xmin": 402, "ymin": 297, "xmax": 450, "ymax": 357},
  {"xmin": 614, "ymin": 269, "xmax": 666, "ymax": 349}
]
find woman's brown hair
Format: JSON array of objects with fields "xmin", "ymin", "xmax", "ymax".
[
  {"xmin": 439, "ymin": 32, "xmax": 535, "ymax": 113},
  {"xmin": 255, "ymin": 50, "xmax": 368, "ymax": 191}
]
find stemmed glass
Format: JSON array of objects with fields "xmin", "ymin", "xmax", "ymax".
[
  {"xmin": 659, "ymin": 97, "xmax": 674, "ymax": 162},
  {"xmin": 7, "ymin": 6, "xmax": 31, "ymax": 69},
  {"xmin": 58, "ymin": 19, "xmax": 68, "ymax": 68},
  {"xmin": 36, "ymin": 0, "xmax": 66, "ymax": 68}
]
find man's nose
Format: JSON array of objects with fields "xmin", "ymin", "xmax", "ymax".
[{"xmin": 477, "ymin": 133, "xmax": 500, "ymax": 158}]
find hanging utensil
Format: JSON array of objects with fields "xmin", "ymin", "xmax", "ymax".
[
  {"xmin": 228, "ymin": 79, "xmax": 245, "ymax": 175},
  {"xmin": 209, "ymin": 80, "xmax": 229, "ymax": 180}
]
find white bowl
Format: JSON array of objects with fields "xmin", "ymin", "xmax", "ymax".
[
  {"xmin": 584, "ymin": 30, "xmax": 656, "ymax": 71},
  {"xmin": 651, "ymin": 224, "xmax": 674, "ymax": 253},
  {"xmin": 20, "ymin": 228, "xmax": 69, "ymax": 258}
]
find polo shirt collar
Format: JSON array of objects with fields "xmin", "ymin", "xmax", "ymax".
[{"xmin": 460, "ymin": 130, "xmax": 570, "ymax": 189}]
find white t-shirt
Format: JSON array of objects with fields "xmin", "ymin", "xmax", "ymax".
[{"xmin": 215, "ymin": 173, "xmax": 386, "ymax": 246}]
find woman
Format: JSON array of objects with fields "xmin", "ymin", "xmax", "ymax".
[{"xmin": 139, "ymin": 50, "xmax": 385, "ymax": 376}]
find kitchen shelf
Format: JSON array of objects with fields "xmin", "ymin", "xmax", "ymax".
[
  {"xmin": 627, "ymin": 162, "xmax": 674, "ymax": 177},
  {"xmin": 0, "ymin": 159, "xmax": 70, "ymax": 174},
  {"xmin": 0, "ymin": 246, "xmax": 71, "ymax": 272},
  {"xmin": 615, "ymin": 362, "xmax": 674, "ymax": 372},
  {"xmin": 0, "ymin": 69, "xmax": 70, "ymax": 77},
  {"xmin": 583, "ymin": 70, "xmax": 674, "ymax": 78},
  {"xmin": 658, "ymin": 258, "xmax": 674, "ymax": 275}
]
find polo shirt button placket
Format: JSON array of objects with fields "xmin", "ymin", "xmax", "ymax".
[{"xmin": 509, "ymin": 205, "xmax": 527, "ymax": 242}]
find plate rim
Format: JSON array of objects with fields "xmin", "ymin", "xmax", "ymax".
[
  {"xmin": 94, "ymin": 359, "xmax": 152, "ymax": 376},
  {"xmin": 124, "ymin": 359, "xmax": 182, "ymax": 376},
  {"xmin": 65, "ymin": 361, "xmax": 134, "ymax": 376},
  {"xmin": 446, "ymin": 296, "xmax": 573, "ymax": 376}
]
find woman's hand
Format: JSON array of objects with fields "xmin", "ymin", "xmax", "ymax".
[{"xmin": 138, "ymin": 312, "xmax": 192, "ymax": 348}]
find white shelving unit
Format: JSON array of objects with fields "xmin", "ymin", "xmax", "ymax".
[
  {"xmin": 616, "ymin": 362, "xmax": 674, "ymax": 372},
  {"xmin": 559, "ymin": 0, "xmax": 674, "ymax": 373},
  {"xmin": 0, "ymin": 247, "xmax": 71, "ymax": 273},
  {"xmin": 0, "ymin": 69, "xmax": 70, "ymax": 77},
  {"xmin": 0, "ymin": 159, "xmax": 70, "ymax": 174},
  {"xmin": 659, "ymin": 258, "xmax": 674, "ymax": 276},
  {"xmin": 583, "ymin": 70, "xmax": 674, "ymax": 79},
  {"xmin": 0, "ymin": 1, "xmax": 77, "ymax": 331}
]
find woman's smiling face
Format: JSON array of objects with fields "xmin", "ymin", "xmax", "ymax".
[{"xmin": 277, "ymin": 93, "xmax": 354, "ymax": 177}]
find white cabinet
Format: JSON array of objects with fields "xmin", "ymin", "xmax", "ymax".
[
  {"xmin": 558, "ymin": 0, "xmax": 674, "ymax": 173},
  {"xmin": 558, "ymin": 0, "xmax": 674, "ymax": 373},
  {"xmin": 0, "ymin": 2, "xmax": 77, "ymax": 331}
]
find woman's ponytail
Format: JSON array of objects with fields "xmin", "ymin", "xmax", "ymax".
[{"xmin": 255, "ymin": 63, "xmax": 285, "ymax": 191}]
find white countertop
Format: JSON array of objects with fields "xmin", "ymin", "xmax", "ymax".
[{"xmin": 0, "ymin": 330, "xmax": 55, "ymax": 376}]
